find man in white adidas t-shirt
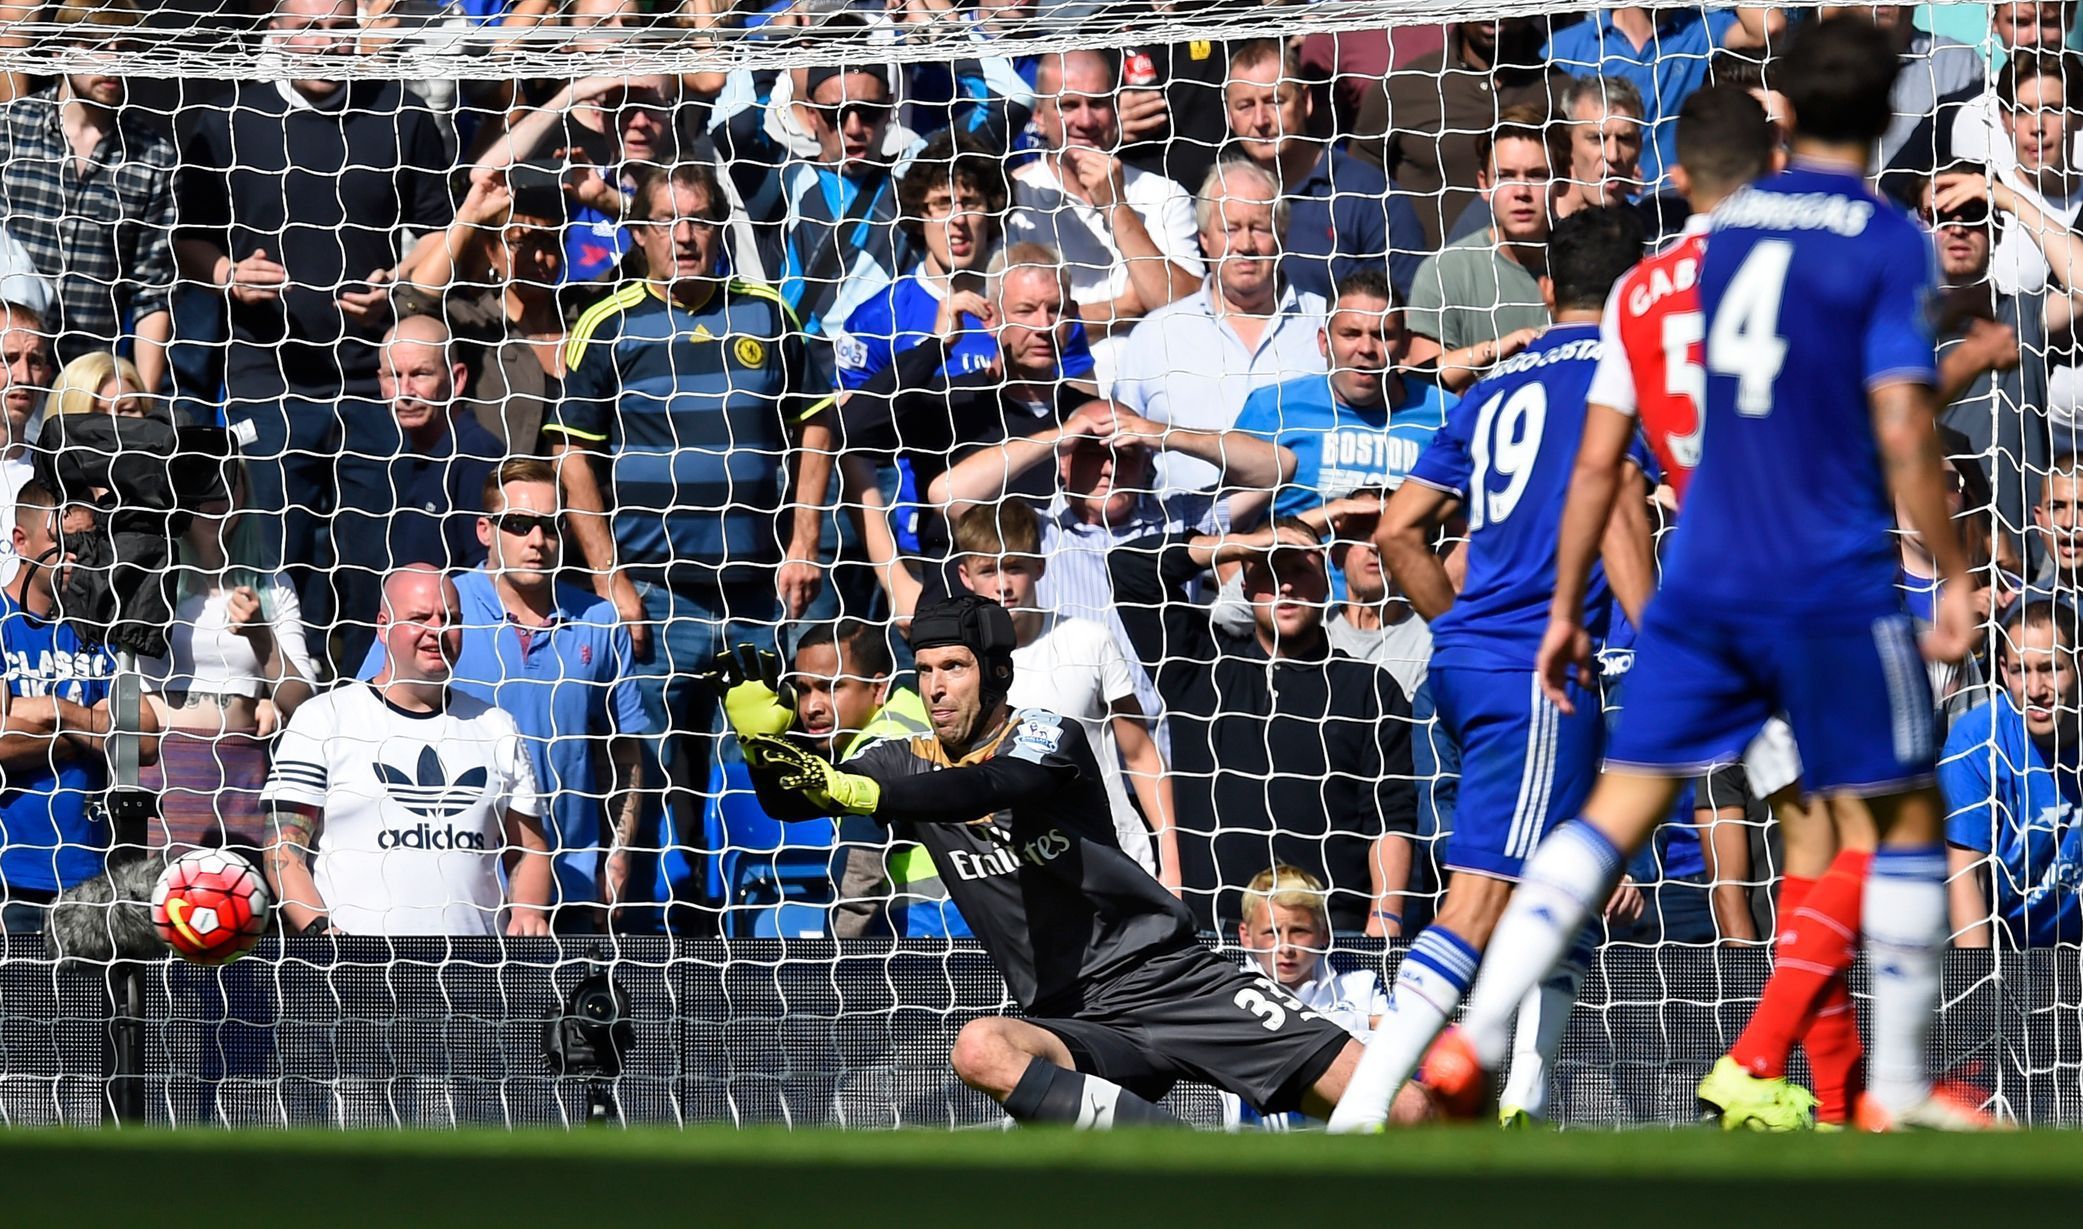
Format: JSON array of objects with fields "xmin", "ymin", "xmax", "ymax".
[{"xmin": 262, "ymin": 565, "xmax": 551, "ymax": 937}]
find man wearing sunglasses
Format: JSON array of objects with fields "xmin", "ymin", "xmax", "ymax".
[
  {"xmin": 1925, "ymin": 126, "xmax": 2083, "ymax": 559},
  {"xmin": 356, "ymin": 457, "xmax": 653, "ymax": 933},
  {"xmin": 1926, "ymin": 182, "xmax": 2031, "ymax": 423},
  {"xmin": 713, "ymin": 63, "xmax": 927, "ymax": 389}
]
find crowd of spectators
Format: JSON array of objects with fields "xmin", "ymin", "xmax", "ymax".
[{"xmin": 0, "ymin": 0, "xmax": 2076, "ymax": 951}]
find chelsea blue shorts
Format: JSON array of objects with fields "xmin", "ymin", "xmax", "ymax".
[
  {"xmin": 1430, "ymin": 665, "xmax": 1605, "ymax": 879},
  {"xmin": 1604, "ymin": 599, "xmax": 1935, "ymax": 795}
]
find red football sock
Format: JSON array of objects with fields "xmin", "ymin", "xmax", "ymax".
[
  {"xmin": 1723, "ymin": 875, "xmax": 1814, "ymax": 1080},
  {"xmin": 1802, "ymin": 982, "xmax": 1865, "ymax": 1124},
  {"xmin": 1777, "ymin": 875, "xmax": 1816, "ymax": 929},
  {"xmin": 1730, "ymin": 851, "xmax": 1871, "ymax": 1080}
]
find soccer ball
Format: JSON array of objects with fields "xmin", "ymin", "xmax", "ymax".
[
  {"xmin": 1415, "ymin": 1027, "xmax": 1490, "ymax": 1121},
  {"xmin": 151, "ymin": 850, "xmax": 271, "ymax": 965}
]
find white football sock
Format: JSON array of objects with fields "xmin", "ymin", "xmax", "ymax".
[
  {"xmin": 1864, "ymin": 845, "xmax": 1947, "ymax": 1114},
  {"xmin": 1461, "ymin": 821, "xmax": 1623, "ymax": 1069},
  {"xmin": 1326, "ymin": 927, "xmax": 1479, "ymax": 1134},
  {"xmin": 1499, "ymin": 941, "xmax": 1590, "ymax": 1118}
]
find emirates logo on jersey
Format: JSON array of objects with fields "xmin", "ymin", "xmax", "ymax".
[
  {"xmin": 373, "ymin": 745, "xmax": 489, "ymax": 820},
  {"xmin": 948, "ymin": 827, "xmax": 1071, "ymax": 881}
]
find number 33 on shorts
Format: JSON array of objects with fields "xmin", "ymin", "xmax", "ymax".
[{"xmin": 1232, "ymin": 976, "xmax": 1324, "ymax": 1032}]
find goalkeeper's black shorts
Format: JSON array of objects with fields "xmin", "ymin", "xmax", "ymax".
[{"xmin": 1028, "ymin": 944, "xmax": 1352, "ymax": 1116}]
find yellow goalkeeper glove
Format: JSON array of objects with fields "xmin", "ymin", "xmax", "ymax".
[
  {"xmin": 702, "ymin": 645, "xmax": 795, "ymax": 739},
  {"xmin": 744, "ymin": 735, "xmax": 882, "ymax": 816}
]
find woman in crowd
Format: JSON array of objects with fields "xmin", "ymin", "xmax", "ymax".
[
  {"xmin": 48, "ymin": 352, "xmax": 151, "ymax": 418},
  {"xmin": 401, "ymin": 170, "xmax": 570, "ymax": 453},
  {"xmin": 141, "ymin": 442, "xmax": 319, "ymax": 854}
]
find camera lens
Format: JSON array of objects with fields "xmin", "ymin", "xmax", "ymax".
[{"xmin": 571, "ymin": 975, "xmax": 620, "ymax": 1025}]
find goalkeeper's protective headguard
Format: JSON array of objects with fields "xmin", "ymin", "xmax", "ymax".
[{"xmin": 907, "ymin": 594, "xmax": 1017, "ymax": 704}]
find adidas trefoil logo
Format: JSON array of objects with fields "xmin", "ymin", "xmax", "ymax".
[{"xmin": 373, "ymin": 745, "xmax": 489, "ymax": 819}]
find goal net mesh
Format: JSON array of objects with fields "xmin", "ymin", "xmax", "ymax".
[{"xmin": 0, "ymin": 0, "xmax": 2071, "ymax": 1129}]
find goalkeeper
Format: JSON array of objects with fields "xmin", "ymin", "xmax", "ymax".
[
  {"xmin": 704, "ymin": 621, "xmax": 934, "ymax": 937},
  {"xmin": 724, "ymin": 594, "xmax": 1386, "ymax": 1128}
]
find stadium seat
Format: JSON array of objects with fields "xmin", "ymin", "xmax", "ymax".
[
  {"xmin": 750, "ymin": 901, "xmax": 829, "ymax": 939},
  {"xmin": 704, "ymin": 758, "xmax": 844, "ymax": 935},
  {"xmin": 892, "ymin": 895, "xmax": 972, "ymax": 940},
  {"xmin": 650, "ymin": 794, "xmax": 708, "ymax": 915}
]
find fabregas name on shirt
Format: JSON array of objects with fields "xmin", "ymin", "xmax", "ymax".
[{"xmin": 1712, "ymin": 188, "xmax": 1875, "ymax": 237}]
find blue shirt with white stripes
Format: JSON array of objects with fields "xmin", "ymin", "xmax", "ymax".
[
  {"xmin": 1941, "ymin": 692, "xmax": 2083, "ymax": 947},
  {"xmin": 833, "ymin": 269, "xmax": 1095, "ymax": 391}
]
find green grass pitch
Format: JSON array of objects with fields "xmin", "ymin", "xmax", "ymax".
[{"xmin": 6, "ymin": 1126, "xmax": 2083, "ymax": 1227}]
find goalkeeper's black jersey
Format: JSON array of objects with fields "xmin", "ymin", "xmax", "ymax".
[{"xmin": 844, "ymin": 709, "xmax": 1198, "ymax": 1012}]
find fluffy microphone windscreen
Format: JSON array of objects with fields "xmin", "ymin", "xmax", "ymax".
[{"xmin": 48, "ymin": 855, "xmax": 168, "ymax": 967}]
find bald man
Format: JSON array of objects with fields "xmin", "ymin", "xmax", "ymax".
[
  {"xmin": 262, "ymin": 563, "xmax": 553, "ymax": 937},
  {"xmin": 383, "ymin": 314, "xmax": 475, "ymax": 455},
  {"xmin": 1006, "ymin": 48, "xmax": 1205, "ymax": 376},
  {"xmin": 336, "ymin": 315, "xmax": 506, "ymax": 665},
  {"xmin": 371, "ymin": 563, "xmax": 465, "ymax": 697}
]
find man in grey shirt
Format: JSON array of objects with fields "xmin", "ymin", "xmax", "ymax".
[
  {"xmin": 1926, "ymin": 173, "xmax": 2045, "ymax": 562},
  {"xmin": 1323, "ymin": 521, "xmax": 1432, "ymax": 706},
  {"xmin": 1403, "ymin": 103, "xmax": 1556, "ymax": 393}
]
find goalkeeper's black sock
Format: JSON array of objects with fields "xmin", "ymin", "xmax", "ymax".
[{"xmin": 1003, "ymin": 1057, "xmax": 1183, "ymax": 1128}]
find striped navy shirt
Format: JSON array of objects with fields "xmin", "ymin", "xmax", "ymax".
[
  {"xmin": 550, "ymin": 278, "xmax": 811, "ymax": 589},
  {"xmin": 1037, "ymin": 489, "xmax": 1224, "ymax": 629}
]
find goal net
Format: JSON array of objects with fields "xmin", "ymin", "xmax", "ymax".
[{"xmin": 0, "ymin": 0, "xmax": 2070, "ymax": 1129}]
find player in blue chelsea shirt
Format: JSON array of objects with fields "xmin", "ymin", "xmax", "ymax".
[
  {"xmin": 1331, "ymin": 206, "xmax": 1658, "ymax": 1130},
  {"xmin": 1942, "ymin": 601, "xmax": 2083, "ymax": 948},
  {"xmin": 1407, "ymin": 20, "xmax": 1988, "ymax": 1133}
]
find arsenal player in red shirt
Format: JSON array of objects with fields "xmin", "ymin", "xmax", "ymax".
[{"xmin": 1587, "ymin": 84, "xmax": 1784, "ymax": 497}]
